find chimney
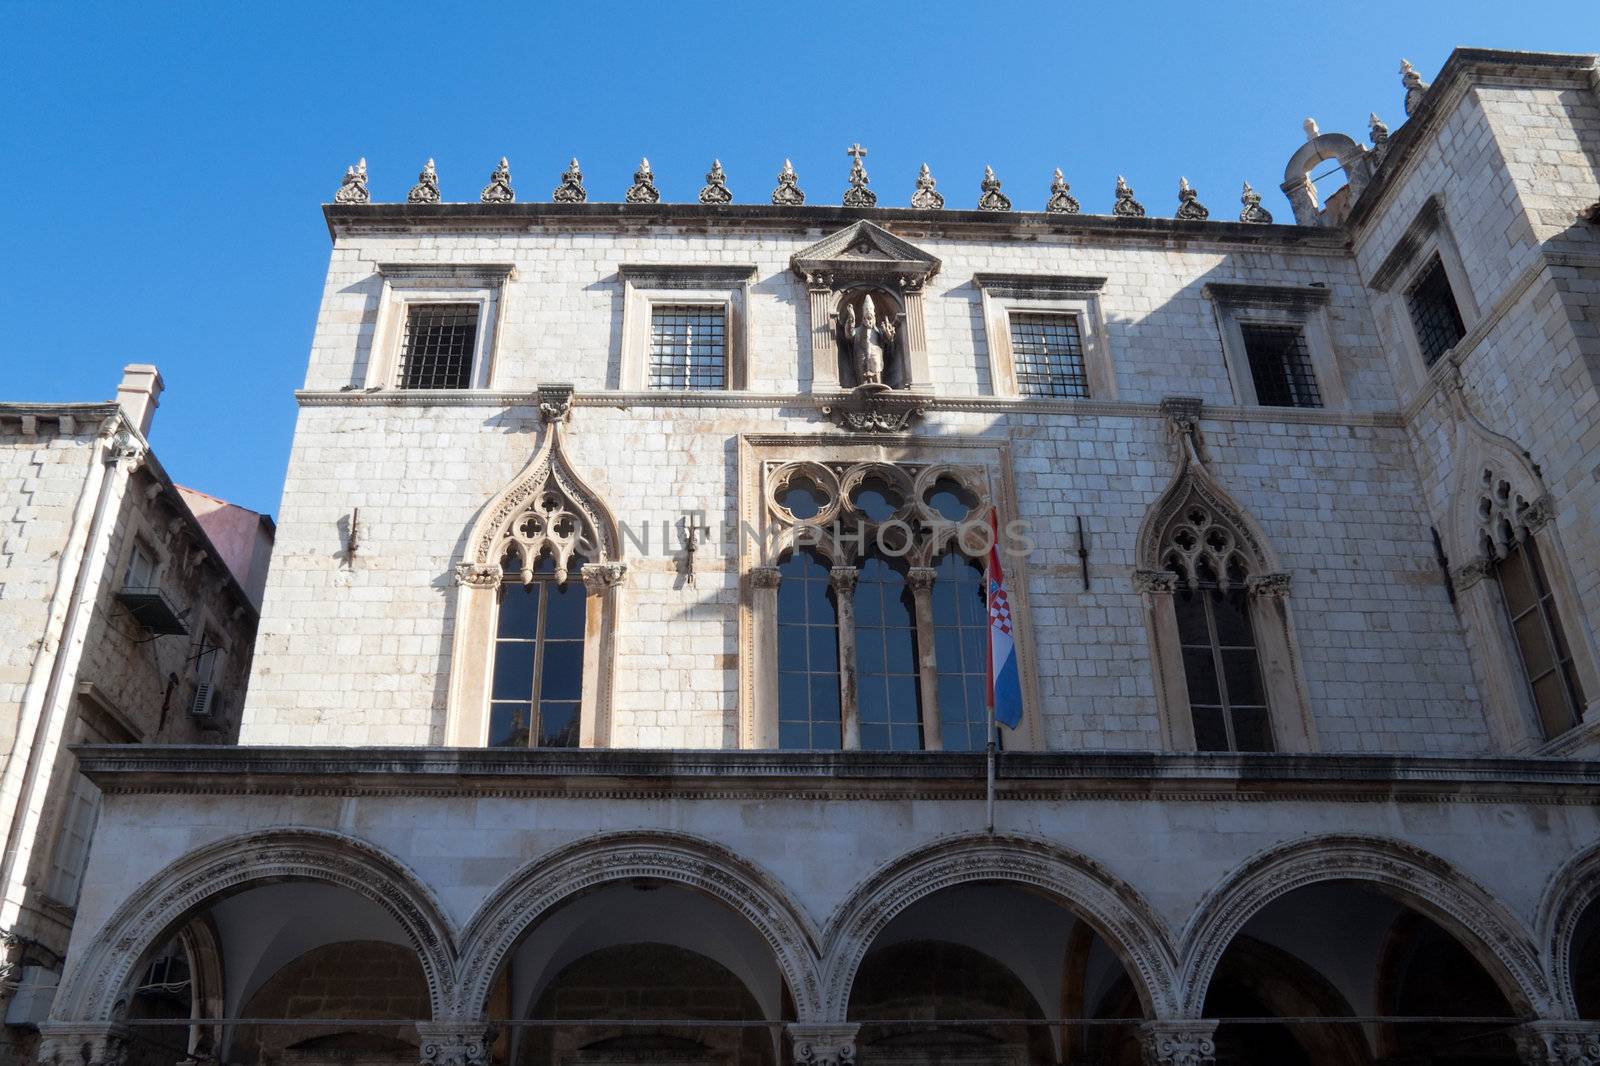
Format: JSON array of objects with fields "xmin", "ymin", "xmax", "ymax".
[{"xmin": 116, "ymin": 364, "xmax": 164, "ymax": 437}]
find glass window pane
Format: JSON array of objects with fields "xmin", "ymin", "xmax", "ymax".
[
  {"xmin": 1230, "ymin": 706, "xmax": 1275, "ymax": 752},
  {"xmin": 1497, "ymin": 548, "xmax": 1537, "ymax": 615},
  {"xmin": 888, "ymin": 677, "xmax": 921, "ymax": 725},
  {"xmin": 1182, "ymin": 648, "xmax": 1221, "ymax": 705},
  {"xmin": 779, "ymin": 721, "xmax": 810, "ymax": 749},
  {"xmin": 1191, "ymin": 705, "xmax": 1228, "ymax": 751},
  {"xmin": 497, "ymin": 585, "xmax": 541, "ymax": 638},
  {"xmin": 538, "ymin": 703, "xmax": 580, "ymax": 748},
  {"xmin": 859, "ymin": 723, "xmax": 890, "ymax": 751},
  {"xmin": 858, "ymin": 675, "xmax": 887, "ymax": 724},
  {"xmin": 540, "ymin": 644, "xmax": 584, "ymax": 702},
  {"xmin": 489, "ymin": 703, "xmax": 532, "ymax": 748},
  {"xmin": 491, "ymin": 647, "xmax": 534, "ymax": 702},
  {"xmin": 1513, "ymin": 613, "xmax": 1555, "ymax": 679},
  {"xmin": 813, "ymin": 722, "xmax": 842, "ymax": 750},
  {"xmin": 892, "ymin": 724, "xmax": 922, "ymax": 751},
  {"xmin": 544, "ymin": 582, "xmax": 587, "ymax": 639},
  {"xmin": 1221, "ymin": 649, "xmax": 1265, "ymax": 706},
  {"xmin": 810, "ymin": 626, "xmax": 839, "ymax": 672},
  {"xmin": 1531, "ymin": 674, "xmax": 1576, "ymax": 739},
  {"xmin": 810, "ymin": 675, "xmax": 841, "ymax": 718},
  {"xmin": 1210, "ymin": 592, "xmax": 1254, "ymax": 647},
  {"xmin": 779, "ymin": 633, "xmax": 809, "ymax": 673},
  {"xmin": 1175, "ymin": 591, "xmax": 1210, "ymax": 646}
]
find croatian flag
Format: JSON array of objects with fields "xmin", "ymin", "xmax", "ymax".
[{"xmin": 986, "ymin": 509, "xmax": 1024, "ymax": 730}]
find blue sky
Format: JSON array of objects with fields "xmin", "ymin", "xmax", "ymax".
[{"xmin": 3, "ymin": 1, "xmax": 1593, "ymax": 515}]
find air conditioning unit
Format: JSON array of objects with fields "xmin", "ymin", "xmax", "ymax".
[
  {"xmin": 188, "ymin": 684, "xmax": 225, "ymax": 730},
  {"xmin": 4, "ymin": 966, "xmax": 58, "ymax": 1027}
]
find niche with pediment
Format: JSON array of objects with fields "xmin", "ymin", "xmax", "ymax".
[{"xmin": 792, "ymin": 221, "xmax": 940, "ymax": 392}]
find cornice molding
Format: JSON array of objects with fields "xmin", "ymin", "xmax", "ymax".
[
  {"xmin": 617, "ymin": 263, "xmax": 759, "ymax": 287},
  {"xmin": 375, "ymin": 262, "xmax": 517, "ymax": 283},
  {"xmin": 1201, "ymin": 281, "xmax": 1333, "ymax": 310},
  {"xmin": 973, "ymin": 272, "xmax": 1108, "ymax": 298},
  {"xmin": 73, "ymin": 745, "xmax": 1600, "ymax": 805},
  {"xmin": 294, "ymin": 388, "xmax": 1404, "ymax": 428}
]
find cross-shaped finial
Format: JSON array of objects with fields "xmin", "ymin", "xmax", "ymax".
[{"xmin": 846, "ymin": 143, "xmax": 868, "ymax": 161}]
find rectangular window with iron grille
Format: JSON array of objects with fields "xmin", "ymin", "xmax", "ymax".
[
  {"xmin": 1405, "ymin": 256, "xmax": 1466, "ymax": 367},
  {"xmin": 648, "ymin": 305, "xmax": 726, "ymax": 390},
  {"xmin": 1009, "ymin": 312, "xmax": 1089, "ymax": 398},
  {"xmin": 399, "ymin": 303, "xmax": 479, "ymax": 389},
  {"xmin": 1241, "ymin": 324, "xmax": 1323, "ymax": 408}
]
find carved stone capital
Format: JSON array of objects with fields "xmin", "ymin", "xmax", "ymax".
[
  {"xmin": 1452, "ymin": 556, "xmax": 1494, "ymax": 592},
  {"xmin": 1159, "ymin": 396, "xmax": 1204, "ymax": 460},
  {"xmin": 537, "ymin": 382, "xmax": 575, "ymax": 425},
  {"xmin": 1522, "ymin": 494, "xmax": 1557, "ymax": 533},
  {"xmin": 1246, "ymin": 572, "xmax": 1292, "ymax": 599},
  {"xmin": 907, "ymin": 566, "xmax": 938, "ymax": 592},
  {"xmin": 1133, "ymin": 569, "xmax": 1178, "ymax": 595},
  {"xmin": 1138, "ymin": 1020, "xmax": 1218, "ymax": 1066},
  {"xmin": 454, "ymin": 562, "xmax": 501, "ymax": 589},
  {"xmin": 750, "ymin": 565, "xmax": 783, "ymax": 590},
  {"xmin": 579, "ymin": 562, "xmax": 627, "ymax": 592},
  {"xmin": 1511, "ymin": 1021, "xmax": 1600, "ymax": 1066},
  {"xmin": 828, "ymin": 566, "xmax": 859, "ymax": 594},
  {"xmin": 789, "ymin": 1023, "xmax": 859, "ymax": 1066},
  {"xmin": 416, "ymin": 1021, "xmax": 495, "ymax": 1066},
  {"xmin": 36, "ymin": 1023, "xmax": 132, "ymax": 1066}
]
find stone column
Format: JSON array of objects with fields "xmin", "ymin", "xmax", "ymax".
[
  {"xmin": 1511, "ymin": 1021, "xmax": 1600, "ymax": 1065},
  {"xmin": 788, "ymin": 1022, "xmax": 859, "ymax": 1065},
  {"xmin": 805, "ymin": 274, "xmax": 839, "ymax": 389},
  {"xmin": 906, "ymin": 566, "xmax": 943, "ymax": 750},
  {"xmin": 578, "ymin": 562, "xmax": 626, "ymax": 748},
  {"xmin": 416, "ymin": 1021, "xmax": 496, "ymax": 1066},
  {"xmin": 35, "ymin": 1023, "xmax": 131, "ymax": 1066},
  {"xmin": 1280, "ymin": 176, "xmax": 1319, "ymax": 226},
  {"xmin": 1137, "ymin": 1020, "xmax": 1218, "ymax": 1066},
  {"xmin": 749, "ymin": 566, "xmax": 783, "ymax": 748},
  {"xmin": 1134, "ymin": 569, "xmax": 1196, "ymax": 750},
  {"xmin": 1244, "ymin": 571, "xmax": 1315, "ymax": 753},
  {"xmin": 1452, "ymin": 556, "xmax": 1545, "ymax": 748},
  {"xmin": 830, "ymin": 566, "xmax": 861, "ymax": 750},
  {"xmin": 897, "ymin": 275, "xmax": 932, "ymax": 391}
]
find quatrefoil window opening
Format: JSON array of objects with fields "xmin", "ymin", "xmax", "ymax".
[
  {"xmin": 1476, "ymin": 466, "xmax": 1537, "ymax": 560},
  {"xmin": 1163, "ymin": 503, "xmax": 1252, "ymax": 590},
  {"xmin": 497, "ymin": 483, "xmax": 596, "ymax": 586}
]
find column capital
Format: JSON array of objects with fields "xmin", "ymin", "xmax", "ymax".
[
  {"xmin": 1138, "ymin": 1019, "xmax": 1218, "ymax": 1066},
  {"xmin": 579, "ymin": 561, "xmax": 627, "ymax": 592},
  {"xmin": 750, "ymin": 565, "xmax": 783, "ymax": 590},
  {"xmin": 828, "ymin": 566, "xmax": 859, "ymax": 594},
  {"xmin": 416, "ymin": 1021, "xmax": 496, "ymax": 1066},
  {"xmin": 1133, "ymin": 568, "xmax": 1178, "ymax": 595},
  {"xmin": 906, "ymin": 566, "xmax": 938, "ymax": 591},
  {"xmin": 35, "ymin": 1023, "xmax": 132, "ymax": 1066},
  {"xmin": 788, "ymin": 1022, "xmax": 859, "ymax": 1066},
  {"xmin": 1512, "ymin": 1021, "xmax": 1600, "ymax": 1065},
  {"xmin": 1453, "ymin": 555, "xmax": 1494, "ymax": 592},
  {"xmin": 1245, "ymin": 571, "xmax": 1292, "ymax": 599}
]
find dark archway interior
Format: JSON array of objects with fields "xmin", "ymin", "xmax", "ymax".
[
  {"xmin": 1572, "ymin": 895, "xmax": 1600, "ymax": 1020},
  {"xmin": 1204, "ymin": 883, "xmax": 1520, "ymax": 1065}
]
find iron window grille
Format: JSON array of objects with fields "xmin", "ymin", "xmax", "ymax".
[
  {"xmin": 1240, "ymin": 324, "xmax": 1323, "ymax": 408},
  {"xmin": 399, "ymin": 303, "xmax": 479, "ymax": 389},
  {"xmin": 1405, "ymin": 256, "xmax": 1466, "ymax": 367},
  {"xmin": 1009, "ymin": 313, "xmax": 1089, "ymax": 398},
  {"xmin": 649, "ymin": 305, "xmax": 727, "ymax": 390}
]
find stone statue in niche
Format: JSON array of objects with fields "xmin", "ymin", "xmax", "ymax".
[{"xmin": 838, "ymin": 291, "xmax": 905, "ymax": 389}]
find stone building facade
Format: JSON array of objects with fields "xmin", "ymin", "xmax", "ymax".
[
  {"xmin": 0, "ymin": 368, "xmax": 267, "ymax": 1065},
  {"xmin": 36, "ymin": 47, "xmax": 1600, "ymax": 1065}
]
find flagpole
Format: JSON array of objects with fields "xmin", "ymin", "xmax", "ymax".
[{"xmin": 985, "ymin": 701, "xmax": 996, "ymax": 835}]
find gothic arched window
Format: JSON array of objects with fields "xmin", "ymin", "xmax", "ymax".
[
  {"xmin": 1172, "ymin": 560, "xmax": 1273, "ymax": 752},
  {"xmin": 854, "ymin": 555, "xmax": 921, "ymax": 751},
  {"xmin": 489, "ymin": 552, "xmax": 586, "ymax": 748},
  {"xmin": 931, "ymin": 553, "xmax": 989, "ymax": 751},
  {"xmin": 777, "ymin": 549, "xmax": 842, "ymax": 749}
]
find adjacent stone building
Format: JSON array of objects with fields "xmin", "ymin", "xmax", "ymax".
[
  {"xmin": 0, "ymin": 368, "xmax": 268, "ymax": 1065},
  {"xmin": 35, "ymin": 47, "xmax": 1600, "ymax": 1065}
]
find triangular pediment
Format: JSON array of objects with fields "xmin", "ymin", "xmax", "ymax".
[{"xmin": 791, "ymin": 221, "xmax": 940, "ymax": 280}]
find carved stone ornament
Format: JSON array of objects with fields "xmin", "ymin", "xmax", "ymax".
[
  {"xmin": 1174, "ymin": 176, "xmax": 1209, "ymax": 221},
  {"xmin": 843, "ymin": 142, "xmax": 876, "ymax": 207},
  {"xmin": 1138, "ymin": 1021, "xmax": 1218, "ymax": 1066},
  {"xmin": 538, "ymin": 382, "xmax": 575, "ymax": 425},
  {"xmin": 1245, "ymin": 572, "xmax": 1292, "ymax": 599},
  {"xmin": 749, "ymin": 565, "xmax": 782, "ymax": 590},
  {"xmin": 1401, "ymin": 58, "xmax": 1430, "ymax": 116},
  {"xmin": 417, "ymin": 1022, "xmax": 495, "ymax": 1066},
  {"xmin": 1452, "ymin": 556, "xmax": 1493, "ymax": 592},
  {"xmin": 408, "ymin": 158, "xmax": 441, "ymax": 204},
  {"xmin": 35, "ymin": 1024, "xmax": 132, "ymax": 1066},
  {"xmin": 467, "ymin": 418, "xmax": 621, "ymax": 585},
  {"xmin": 552, "ymin": 157, "xmax": 587, "ymax": 203},
  {"xmin": 1133, "ymin": 568, "xmax": 1178, "ymax": 595},
  {"xmin": 626, "ymin": 157, "xmax": 660, "ymax": 204},
  {"xmin": 910, "ymin": 162, "xmax": 944, "ymax": 209},
  {"xmin": 821, "ymin": 384, "xmax": 928, "ymax": 433},
  {"xmin": 772, "ymin": 158, "xmax": 805, "ymax": 206},
  {"xmin": 841, "ymin": 295, "xmax": 897, "ymax": 387},
  {"xmin": 1475, "ymin": 464, "xmax": 1554, "ymax": 560},
  {"xmin": 790, "ymin": 1023, "xmax": 859, "ymax": 1066},
  {"xmin": 1369, "ymin": 112, "xmax": 1391, "ymax": 162},
  {"xmin": 1238, "ymin": 180, "xmax": 1274, "ymax": 224},
  {"xmin": 977, "ymin": 165, "xmax": 1012, "ymax": 211},
  {"xmin": 453, "ymin": 562, "xmax": 501, "ymax": 589},
  {"xmin": 333, "ymin": 157, "xmax": 369, "ymax": 204},
  {"xmin": 1046, "ymin": 167, "xmax": 1081, "ymax": 214},
  {"xmin": 480, "ymin": 156, "xmax": 514, "ymax": 203},
  {"xmin": 580, "ymin": 561, "xmax": 627, "ymax": 591},
  {"xmin": 1113, "ymin": 174, "xmax": 1146, "ymax": 217},
  {"xmin": 1512, "ymin": 1023, "xmax": 1600, "ymax": 1066},
  {"xmin": 699, "ymin": 158, "xmax": 733, "ymax": 204}
]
